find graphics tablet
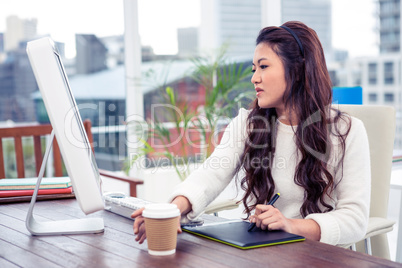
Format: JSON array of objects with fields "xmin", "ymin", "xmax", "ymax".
[{"xmin": 183, "ymin": 221, "xmax": 305, "ymax": 249}]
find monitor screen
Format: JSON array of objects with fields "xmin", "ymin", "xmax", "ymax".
[{"xmin": 27, "ymin": 37, "xmax": 104, "ymax": 215}]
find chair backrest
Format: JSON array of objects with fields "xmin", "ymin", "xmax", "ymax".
[
  {"xmin": 0, "ymin": 120, "xmax": 94, "ymax": 179},
  {"xmin": 337, "ymin": 104, "xmax": 396, "ymax": 258},
  {"xmin": 338, "ymin": 105, "xmax": 395, "ymax": 218}
]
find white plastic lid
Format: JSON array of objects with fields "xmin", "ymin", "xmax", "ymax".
[{"xmin": 142, "ymin": 203, "xmax": 180, "ymax": 219}]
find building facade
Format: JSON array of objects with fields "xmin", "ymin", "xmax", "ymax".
[
  {"xmin": 75, "ymin": 34, "xmax": 108, "ymax": 74},
  {"xmin": 326, "ymin": 0, "xmax": 402, "ymax": 150},
  {"xmin": 335, "ymin": 53, "xmax": 402, "ymax": 149},
  {"xmin": 199, "ymin": 0, "xmax": 332, "ymax": 61},
  {"xmin": 0, "ymin": 33, "xmax": 4, "ymax": 54},
  {"xmin": 199, "ymin": 0, "xmax": 262, "ymax": 58},
  {"xmin": 4, "ymin": 15, "xmax": 37, "ymax": 52},
  {"xmin": 0, "ymin": 16, "xmax": 39, "ymax": 122},
  {"xmin": 379, "ymin": 0, "xmax": 401, "ymax": 53},
  {"xmin": 177, "ymin": 27, "xmax": 199, "ymax": 58},
  {"xmin": 281, "ymin": 0, "xmax": 333, "ymax": 61},
  {"xmin": 0, "ymin": 41, "xmax": 37, "ymax": 122}
]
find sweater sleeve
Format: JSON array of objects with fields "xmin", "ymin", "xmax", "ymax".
[
  {"xmin": 167, "ymin": 108, "xmax": 249, "ymax": 220},
  {"xmin": 305, "ymin": 117, "xmax": 371, "ymax": 245}
]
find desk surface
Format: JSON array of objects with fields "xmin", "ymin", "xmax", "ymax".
[{"xmin": 0, "ymin": 199, "xmax": 400, "ymax": 268}]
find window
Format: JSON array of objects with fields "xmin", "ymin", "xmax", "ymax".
[
  {"xmin": 368, "ymin": 63, "xmax": 377, "ymax": 85},
  {"xmin": 368, "ymin": 93, "xmax": 378, "ymax": 102},
  {"xmin": 384, "ymin": 62, "xmax": 394, "ymax": 84},
  {"xmin": 354, "ymin": 77, "xmax": 361, "ymax": 86},
  {"xmin": 384, "ymin": 93, "xmax": 394, "ymax": 102},
  {"xmin": 328, "ymin": 70, "xmax": 338, "ymax": 86}
]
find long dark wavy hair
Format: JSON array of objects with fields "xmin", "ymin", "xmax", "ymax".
[{"xmin": 234, "ymin": 21, "xmax": 351, "ymax": 218}]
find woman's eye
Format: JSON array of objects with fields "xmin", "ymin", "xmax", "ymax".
[
  {"xmin": 260, "ymin": 65, "xmax": 268, "ymax": 69},
  {"xmin": 251, "ymin": 69, "xmax": 256, "ymax": 73}
]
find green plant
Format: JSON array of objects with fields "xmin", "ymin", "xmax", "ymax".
[
  {"xmin": 125, "ymin": 48, "xmax": 254, "ymax": 180},
  {"xmin": 190, "ymin": 48, "xmax": 254, "ymax": 156},
  {"xmin": 3, "ymin": 137, "xmax": 38, "ymax": 178}
]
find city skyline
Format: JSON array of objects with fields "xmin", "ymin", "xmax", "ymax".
[{"xmin": 1, "ymin": 0, "xmax": 377, "ymax": 58}]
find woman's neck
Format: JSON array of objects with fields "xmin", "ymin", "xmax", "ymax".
[{"xmin": 276, "ymin": 108, "xmax": 298, "ymax": 126}]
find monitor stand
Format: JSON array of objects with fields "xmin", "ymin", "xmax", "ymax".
[{"xmin": 26, "ymin": 130, "xmax": 104, "ymax": 235}]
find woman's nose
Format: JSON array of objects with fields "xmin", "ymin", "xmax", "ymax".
[{"xmin": 251, "ymin": 71, "xmax": 260, "ymax": 85}]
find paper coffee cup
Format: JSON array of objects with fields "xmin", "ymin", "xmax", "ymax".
[{"xmin": 143, "ymin": 203, "xmax": 180, "ymax": 256}]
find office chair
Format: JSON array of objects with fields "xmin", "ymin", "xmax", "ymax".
[{"xmin": 338, "ymin": 104, "xmax": 396, "ymax": 260}]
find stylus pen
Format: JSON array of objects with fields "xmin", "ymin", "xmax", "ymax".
[{"xmin": 247, "ymin": 193, "xmax": 280, "ymax": 232}]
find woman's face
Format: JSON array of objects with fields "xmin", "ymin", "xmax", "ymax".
[{"xmin": 251, "ymin": 43, "xmax": 287, "ymax": 115}]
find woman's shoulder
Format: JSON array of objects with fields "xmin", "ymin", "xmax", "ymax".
[
  {"xmin": 229, "ymin": 108, "xmax": 252, "ymax": 138},
  {"xmin": 238, "ymin": 107, "xmax": 251, "ymax": 118},
  {"xmin": 217, "ymin": 108, "xmax": 250, "ymax": 145},
  {"xmin": 230, "ymin": 108, "xmax": 251, "ymax": 125}
]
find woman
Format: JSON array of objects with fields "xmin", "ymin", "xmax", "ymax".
[{"xmin": 132, "ymin": 21, "xmax": 371, "ymax": 246}]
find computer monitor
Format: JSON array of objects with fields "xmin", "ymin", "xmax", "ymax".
[{"xmin": 26, "ymin": 37, "xmax": 104, "ymax": 235}]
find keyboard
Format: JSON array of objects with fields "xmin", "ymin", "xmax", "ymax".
[
  {"xmin": 103, "ymin": 192, "xmax": 152, "ymax": 220},
  {"xmin": 103, "ymin": 192, "xmax": 206, "ymax": 227}
]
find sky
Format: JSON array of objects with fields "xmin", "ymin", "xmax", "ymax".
[
  {"xmin": 332, "ymin": 0, "xmax": 378, "ymax": 57},
  {"xmin": 0, "ymin": 0, "xmax": 377, "ymax": 58}
]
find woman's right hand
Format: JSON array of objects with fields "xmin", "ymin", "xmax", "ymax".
[
  {"xmin": 131, "ymin": 196, "xmax": 191, "ymax": 244},
  {"xmin": 131, "ymin": 208, "xmax": 147, "ymax": 244}
]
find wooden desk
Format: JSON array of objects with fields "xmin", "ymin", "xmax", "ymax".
[{"xmin": 0, "ymin": 199, "xmax": 400, "ymax": 268}]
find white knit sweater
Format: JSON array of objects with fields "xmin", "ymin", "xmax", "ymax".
[{"xmin": 169, "ymin": 108, "xmax": 371, "ymax": 246}]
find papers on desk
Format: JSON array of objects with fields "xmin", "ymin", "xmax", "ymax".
[
  {"xmin": 183, "ymin": 221, "xmax": 305, "ymax": 249},
  {"xmin": 0, "ymin": 187, "xmax": 72, "ymax": 197},
  {"xmin": 0, "ymin": 177, "xmax": 73, "ymax": 199},
  {"xmin": 0, "ymin": 177, "xmax": 71, "ymax": 190}
]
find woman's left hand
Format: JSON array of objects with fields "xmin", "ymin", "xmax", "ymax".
[{"xmin": 249, "ymin": 204, "xmax": 294, "ymax": 233}]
